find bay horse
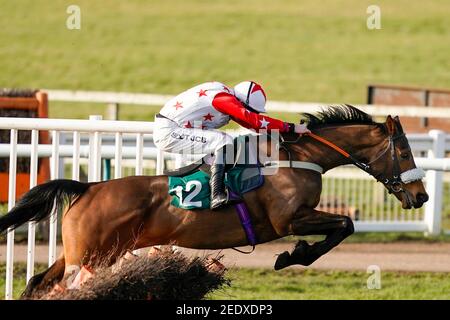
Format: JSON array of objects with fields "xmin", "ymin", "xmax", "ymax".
[{"xmin": 0, "ymin": 105, "xmax": 428, "ymax": 298}]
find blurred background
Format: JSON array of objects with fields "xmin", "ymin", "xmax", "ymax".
[{"xmin": 0, "ymin": 0, "xmax": 449, "ymax": 299}]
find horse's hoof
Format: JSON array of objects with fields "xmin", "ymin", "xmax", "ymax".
[
  {"xmin": 274, "ymin": 251, "xmax": 291, "ymax": 270},
  {"xmin": 294, "ymin": 240, "xmax": 309, "ymax": 251},
  {"xmin": 292, "ymin": 240, "xmax": 313, "ymax": 266}
]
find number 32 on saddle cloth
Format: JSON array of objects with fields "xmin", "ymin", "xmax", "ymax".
[
  {"xmin": 168, "ymin": 165, "xmax": 263, "ymax": 247},
  {"xmin": 167, "ymin": 134, "xmax": 265, "ymax": 247},
  {"xmin": 168, "ymin": 166, "xmax": 264, "ymax": 210}
]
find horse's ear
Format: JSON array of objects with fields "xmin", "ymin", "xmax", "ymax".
[
  {"xmin": 385, "ymin": 115, "xmax": 396, "ymax": 135},
  {"xmin": 393, "ymin": 116, "xmax": 404, "ymax": 133}
]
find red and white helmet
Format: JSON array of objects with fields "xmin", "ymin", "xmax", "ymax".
[{"xmin": 233, "ymin": 81, "xmax": 267, "ymax": 113}]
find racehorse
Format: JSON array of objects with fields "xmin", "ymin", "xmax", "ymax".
[{"xmin": 0, "ymin": 105, "xmax": 428, "ymax": 298}]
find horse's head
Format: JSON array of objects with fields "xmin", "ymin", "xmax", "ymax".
[
  {"xmin": 367, "ymin": 115, "xmax": 428, "ymax": 209},
  {"xmin": 285, "ymin": 105, "xmax": 428, "ymax": 209}
]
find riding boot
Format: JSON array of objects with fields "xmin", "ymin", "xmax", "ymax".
[
  {"xmin": 210, "ymin": 162, "xmax": 228, "ymax": 210},
  {"xmin": 210, "ymin": 146, "xmax": 242, "ymax": 210}
]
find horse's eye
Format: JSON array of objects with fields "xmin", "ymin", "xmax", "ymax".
[{"xmin": 401, "ymin": 153, "xmax": 410, "ymax": 160}]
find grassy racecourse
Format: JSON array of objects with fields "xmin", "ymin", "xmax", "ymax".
[
  {"xmin": 1, "ymin": 263, "xmax": 449, "ymax": 300},
  {"xmin": 2, "ymin": 1, "xmax": 449, "ymax": 225},
  {"xmin": 1, "ymin": 0, "xmax": 449, "ymax": 299},
  {"xmin": 210, "ymin": 268, "xmax": 450, "ymax": 300},
  {"xmin": 1, "ymin": 0, "xmax": 450, "ymax": 106}
]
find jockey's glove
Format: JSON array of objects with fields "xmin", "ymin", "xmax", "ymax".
[{"xmin": 289, "ymin": 123, "xmax": 311, "ymax": 135}]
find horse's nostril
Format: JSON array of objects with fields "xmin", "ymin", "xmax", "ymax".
[{"xmin": 416, "ymin": 193, "xmax": 429, "ymax": 203}]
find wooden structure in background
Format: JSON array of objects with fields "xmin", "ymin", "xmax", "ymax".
[
  {"xmin": 0, "ymin": 89, "xmax": 50, "ymax": 202},
  {"xmin": 368, "ymin": 84, "xmax": 450, "ymax": 133}
]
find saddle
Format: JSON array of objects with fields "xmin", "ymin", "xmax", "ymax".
[{"xmin": 166, "ymin": 135, "xmax": 264, "ymax": 210}]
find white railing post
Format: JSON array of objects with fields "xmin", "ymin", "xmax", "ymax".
[
  {"xmin": 72, "ymin": 131, "xmax": 80, "ymax": 180},
  {"xmin": 156, "ymin": 148, "xmax": 164, "ymax": 175},
  {"xmin": 107, "ymin": 103, "xmax": 119, "ymax": 120},
  {"xmin": 424, "ymin": 130, "xmax": 445, "ymax": 236},
  {"xmin": 88, "ymin": 115, "xmax": 102, "ymax": 182},
  {"xmin": 26, "ymin": 129, "xmax": 39, "ymax": 282},
  {"xmin": 58, "ymin": 132, "xmax": 67, "ymax": 179},
  {"xmin": 132, "ymin": 133, "xmax": 144, "ymax": 257},
  {"xmin": 5, "ymin": 129, "xmax": 17, "ymax": 300},
  {"xmin": 135, "ymin": 133, "xmax": 143, "ymax": 175},
  {"xmin": 48, "ymin": 130, "xmax": 59, "ymax": 266},
  {"xmin": 155, "ymin": 148, "xmax": 168, "ymax": 252},
  {"xmin": 114, "ymin": 132, "xmax": 122, "ymax": 178}
]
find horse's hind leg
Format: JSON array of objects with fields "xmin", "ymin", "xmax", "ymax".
[
  {"xmin": 274, "ymin": 208, "xmax": 354, "ymax": 270},
  {"xmin": 21, "ymin": 256, "xmax": 66, "ymax": 299}
]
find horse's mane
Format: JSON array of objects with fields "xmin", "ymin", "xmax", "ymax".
[{"xmin": 302, "ymin": 104, "xmax": 379, "ymax": 129}]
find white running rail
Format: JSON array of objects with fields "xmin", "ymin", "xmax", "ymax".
[
  {"xmin": 45, "ymin": 89, "xmax": 450, "ymax": 118},
  {"xmin": 0, "ymin": 115, "xmax": 449, "ymax": 299},
  {"xmin": 0, "ymin": 116, "xmax": 163, "ymax": 299}
]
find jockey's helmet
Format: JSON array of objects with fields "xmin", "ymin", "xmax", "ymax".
[{"xmin": 233, "ymin": 81, "xmax": 267, "ymax": 113}]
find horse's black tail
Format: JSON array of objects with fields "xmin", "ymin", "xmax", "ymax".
[{"xmin": 0, "ymin": 179, "xmax": 90, "ymax": 234}]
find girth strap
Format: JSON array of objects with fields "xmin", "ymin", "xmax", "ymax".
[{"xmin": 264, "ymin": 160, "xmax": 324, "ymax": 174}]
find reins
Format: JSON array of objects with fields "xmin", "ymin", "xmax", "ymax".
[
  {"xmin": 306, "ymin": 133, "xmax": 350, "ymax": 158},
  {"xmin": 304, "ymin": 132, "xmax": 370, "ymax": 172},
  {"xmin": 295, "ymin": 131, "xmax": 422, "ymax": 194},
  {"xmin": 280, "ymin": 129, "xmax": 423, "ymax": 195}
]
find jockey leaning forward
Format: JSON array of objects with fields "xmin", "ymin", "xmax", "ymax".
[{"xmin": 153, "ymin": 81, "xmax": 310, "ymax": 210}]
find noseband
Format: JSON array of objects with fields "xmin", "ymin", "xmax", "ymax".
[
  {"xmin": 280, "ymin": 131, "xmax": 425, "ymax": 195},
  {"xmin": 368, "ymin": 132, "xmax": 425, "ymax": 194}
]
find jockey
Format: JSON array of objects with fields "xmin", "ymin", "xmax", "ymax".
[{"xmin": 154, "ymin": 81, "xmax": 310, "ymax": 210}]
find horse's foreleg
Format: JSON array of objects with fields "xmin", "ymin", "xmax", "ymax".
[{"xmin": 274, "ymin": 208, "xmax": 354, "ymax": 270}]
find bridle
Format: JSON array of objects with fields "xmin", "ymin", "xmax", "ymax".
[
  {"xmin": 280, "ymin": 129, "xmax": 425, "ymax": 195},
  {"xmin": 365, "ymin": 132, "xmax": 409, "ymax": 193}
]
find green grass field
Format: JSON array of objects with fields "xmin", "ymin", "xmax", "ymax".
[
  {"xmin": 1, "ymin": 1, "xmax": 449, "ymax": 300},
  {"xmin": 1, "ymin": 0, "xmax": 450, "ymax": 105},
  {"xmin": 1, "ymin": 263, "xmax": 449, "ymax": 300},
  {"xmin": 0, "ymin": 263, "xmax": 47, "ymax": 299},
  {"xmin": 210, "ymin": 268, "xmax": 450, "ymax": 300},
  {"xmin": 3, "ymin": 2, "xmax": 449, "ymax": 228}
]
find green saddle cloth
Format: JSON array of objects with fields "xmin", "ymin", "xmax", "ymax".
[{"xmin": 168, "ymin": 166, "xmax": 263, "ymax": 210}]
